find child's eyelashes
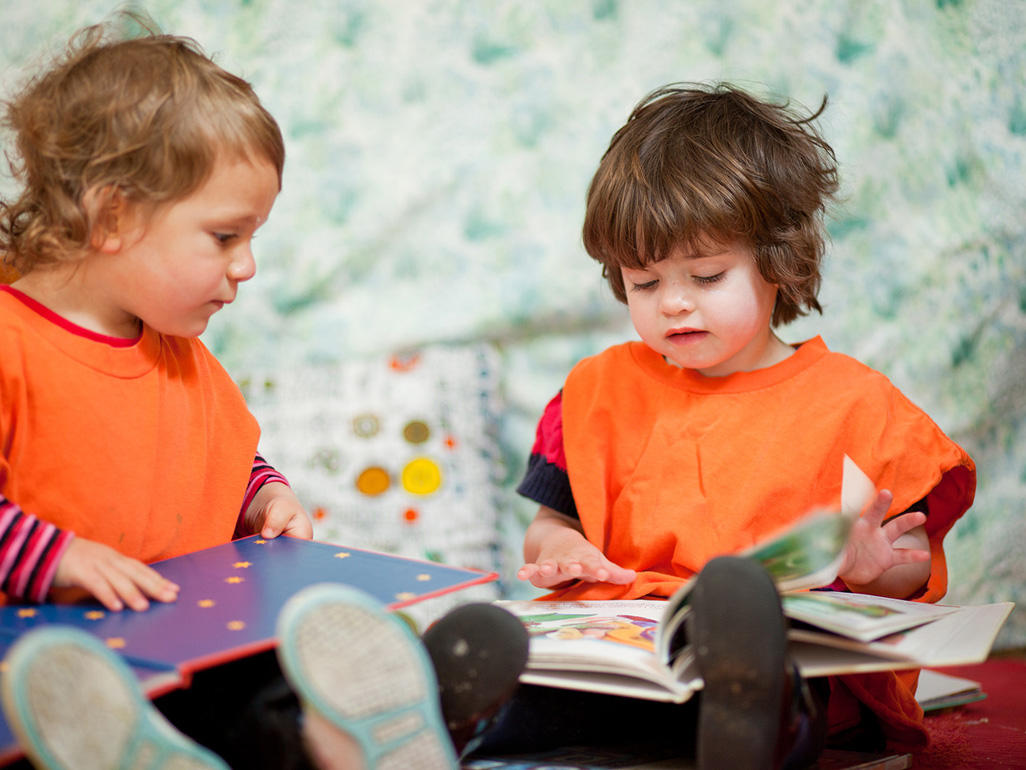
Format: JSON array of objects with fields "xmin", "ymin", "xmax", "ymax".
[
  {"xmin": 212, "ymin": 232, "xmax": 238, "ymax": 245},
  {"xmin": 629, "ymin": 272, "xmax": 725, "ymax": 291},
  {"xmin": 693, "ymin": 272, "xmax": 725, "ymax": 285}
]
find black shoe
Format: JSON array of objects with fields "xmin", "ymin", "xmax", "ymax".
[
  {"xmin": 421, "ymin": 602, "xmax": 529, "ymax": 757},
  {"xmin": 690, "ymin": 555, "xmax": 788, "ymax": 770}
]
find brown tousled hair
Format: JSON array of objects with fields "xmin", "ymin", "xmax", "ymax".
[
  {"xmin": 0, "ymin": 12, "xmax": 285, "ymax": 274},
  {"xmin": 582, "ymin": 83, "xmax": 839, "ymax": 327}
]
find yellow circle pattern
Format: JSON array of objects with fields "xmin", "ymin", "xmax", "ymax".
[{"xmin": 401, "ymin": 457, "xmax": 442, "ymax": 495}]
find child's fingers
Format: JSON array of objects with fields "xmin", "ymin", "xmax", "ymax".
[
  {"xmin": 860, "ymin": 489, "xmax": 894, "ymax": 527},
  {"xmin": 93, "ymin": 559, "xmax": 177, "ymax": 612},
  {"xmin": 94, "ymin": 565, "xmax": 150, "ymax": 612},
  {"xmin": 259, "ymin": 504, "xmax": 310, "ymax": 539},
  {"xmin": 110, "ymin": 553, "xmax": 179, "ymax": 602},
  {"xmin": 605, "ymin": 564, "xmax": 638, "ymax": 584},
  {"xmin": 281, "ymin": 512, "xmax": 314, "ymax": 540},
  {"xmin": 883, "ymin": 510, "xmax": 927, "ymax": 540},
  {"xmin": 516, "ymin": 564, "xmax": 538, "ymax": 581},
  {"xmin": 890, "ymin": 546, "xmax": 931, "ymax": 565},
  {"xmin": 82, "ymin": 578, "xmax": 126, "ymax": 612},
  {"xmin": 518, "ymin": 560, "xmax": 575, "ymax": 588}
]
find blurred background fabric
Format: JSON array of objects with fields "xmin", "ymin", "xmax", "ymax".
[{"xmin": 2, "ymin": 0, "xmax": 1023, "ymax": 645}]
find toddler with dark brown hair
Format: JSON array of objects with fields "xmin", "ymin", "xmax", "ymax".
[{"xmin": 490, "ymin": 83, "xmax": 975, "ymax": 769}]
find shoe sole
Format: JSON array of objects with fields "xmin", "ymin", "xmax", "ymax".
[
  {"xmin": 275, "ymin": 583, "xmax": 458, "ymax": 770},
  {"xmin": 690, "ymin": 556, "xmax": 787, "ymax": 770},
  {"xmin": 0, "ymin": 626, "xmax": 228, "ymax": 770}
]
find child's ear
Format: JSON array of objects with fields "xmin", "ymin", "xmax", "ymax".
[{"xmin": 83, "ymin": 186, "xmax": 129, "ymax": 254}]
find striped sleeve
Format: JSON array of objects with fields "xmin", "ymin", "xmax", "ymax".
[
  {"xmin": 0, "ymin": 497, "xmax": 75, "ymax": 603},
  {"xmin": 235, "ymin": 453, "xmax": 291, "ymax": 536}
]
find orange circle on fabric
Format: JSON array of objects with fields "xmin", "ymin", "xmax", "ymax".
[
  {"xmin": 400, "ymin": 458, "xmax": 442, "ymax": 495},
  {"xmin": 403, "ymin": 508, "xmax": 420, "ymax": 523},
  {"xmin": 355, "ymin": 466, "xmax": 391, "ymax": 495}
]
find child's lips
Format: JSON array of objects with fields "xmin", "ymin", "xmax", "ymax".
[{"xmin": 666, "ymin": 329, "xmax": 707, "ymax": 344}]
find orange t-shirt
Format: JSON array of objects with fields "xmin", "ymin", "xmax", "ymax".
[
  {"xmin": 559, "ymin": 338, "xmax": 973, "ymax": 602},
  {"xmin": 0, "ymin": 286, "xmax": 259, "ymax": 569},
  {"xmin": 557, "ymin": 337, "xmax": 975, "ymax": 750}
]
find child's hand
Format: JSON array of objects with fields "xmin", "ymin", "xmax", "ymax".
[
  {"xmin": 52, "ymin": 537, "xmax": 180, "ymax": 612},
  {"xmin": 837, "ymin": 489, "xmax": 931, "ymax": 598},
  {"xmin": 518, "ymin": 543, "xmax": 637, "ymax": 589},
  {"xmin": 519, "ymin": 506, "xmax": 636, "ymax": 589},
  {"xmin": 245, "ymin": 482, "xmax": 314, "ymax": 540}
]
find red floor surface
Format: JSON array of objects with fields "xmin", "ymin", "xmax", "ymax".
[{"xmin": 914, "ymin": 656, "xmax": 1026, "ymax": 768}]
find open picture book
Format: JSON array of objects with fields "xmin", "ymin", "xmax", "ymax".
[{"xmin": 497, "ymin": 457, "xmax": 1013, "ymax": 703}]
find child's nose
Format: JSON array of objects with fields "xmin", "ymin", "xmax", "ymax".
[
  {"xmin": 228, "ymin": 248, "xmax": 256, "ymax": 282},
  {"xmin": 660, "ymin": 283, "xmax": 694, "ymax": 315}
]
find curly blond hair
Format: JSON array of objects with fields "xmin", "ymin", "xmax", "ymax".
[{"xmin": 1, "ymin": 13, "xmax": 285, "ymax": 274}]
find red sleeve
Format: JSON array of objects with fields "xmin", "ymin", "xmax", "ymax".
[{"xmin": 516, "ymin": 392, "xmax": 577, "ymax": 518}]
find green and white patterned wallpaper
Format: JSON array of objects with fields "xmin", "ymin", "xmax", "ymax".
[{"xmin": 2, "ymin": 0, "xmax": 1024, "ymax": 647}]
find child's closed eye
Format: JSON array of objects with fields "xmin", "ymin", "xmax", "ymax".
[
  {"xmin": 630, "ymin": 279, "xmax": 659, "ymax": 291},
  {"xmin": 212, "ymin": 232, "xmax": 238, "ymax": 245},
  {"xmin": 693, "ymin": 272, "xmax": 725, "ymax": 285}
]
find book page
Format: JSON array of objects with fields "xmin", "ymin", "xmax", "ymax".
[
  {"xmin": 841, "ymin": 453, "xmax": 875, "ymax": 515},
  {"xmin": 497, "ymin": 600, "xmax": 692, "ymax": 698},
  {"xmin": 782, "ymin": 591, "xmax": 958, "ymax": 642},
  {"xmin": 741, "ymin": 508, "xmax": 854, "ymax": 592},
  {"xmin": 790, "ymin": 601, "xmax": 1014, "ymax": 676}
]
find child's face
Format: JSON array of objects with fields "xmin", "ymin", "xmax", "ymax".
[
  {"xmin": 620, "ymin": 241, "xmax": 781, "ymax": 377},
  {"xmin": 102, "ymin": 154, "xmax": 279, "ymax": 338}
]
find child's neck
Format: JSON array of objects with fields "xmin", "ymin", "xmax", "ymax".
[{"xmin": 12, "ymin": 266, "xmax": 141, "ymax": 340}]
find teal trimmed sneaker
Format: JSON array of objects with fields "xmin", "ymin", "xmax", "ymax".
[
  {"xmin": 0, "ymin": 626, "xmax": 228, "ymax": 770},
  {"xmin": 275, "ymin": 584, "xmax": 458, "ymax": 770}
]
